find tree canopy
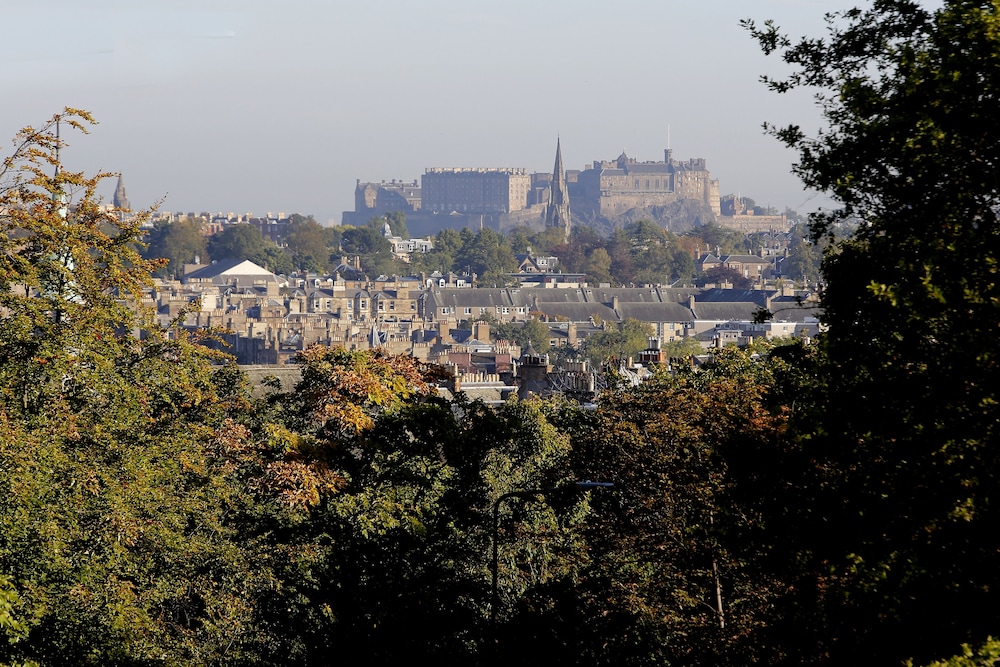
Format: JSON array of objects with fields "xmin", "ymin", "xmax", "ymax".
[{"xmin": 743, "ymin": 2, "xmax": 1000, "ymax": 664}]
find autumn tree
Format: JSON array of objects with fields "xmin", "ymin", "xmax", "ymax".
[
  {"xmin": 744, "ymin": 2, "xmax": 1000, "ymax": 664},
  {"xmin": 251, "ymin": 346, "xmax": 592, "ymax": 665},
  {"xmin": 0, "ymin": 109, "xmax": 281, "ymax": 665},
  {"xmin": 561, "ymin": 345, "xmax": 792, "ymax": 666}
]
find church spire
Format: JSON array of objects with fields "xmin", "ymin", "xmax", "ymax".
[
  {"xmin": 544, "ymin": 136, "xmax": 570, "ymax": 241},
  {"xmin": 113, "ymin": 173, "xmax": 130, "ymax": 212}
]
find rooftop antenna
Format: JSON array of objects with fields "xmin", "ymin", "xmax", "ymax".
[{"xmin": 667, "ymin": 124, "xmax": 671, "ymax": 150}]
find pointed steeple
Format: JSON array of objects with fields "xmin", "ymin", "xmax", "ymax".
[
  {"xmin": 544, "ymin": 137, "xmax": 571, "ymax": 241},
  {"xmin": 113, "ymin": 173, "xmax": 130, "ymax": 212}
]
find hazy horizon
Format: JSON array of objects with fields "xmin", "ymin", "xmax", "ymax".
[{"xmin": 2, "ymin": 0, "xmax": 858, "ymax": 226}]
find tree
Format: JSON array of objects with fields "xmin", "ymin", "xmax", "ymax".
[
  {"xmin": 0, "ymin": 109, "xmax": 279, "ymax": 664},
  {"xmin": 566, "ymin": 346, "xmax": 792, "ymax": 666},
  {"xmin": 143, "ymin": 217, "xmax": 208, "ymax": 278},
  {"xmin": 494, "ymin": 318, "xmax": 551, "ymax": 353},
  {"xmin": 285, "ymin": 214, "xmax": 332, "ymax": 273},
  {"xmin": 582, "ymin": 247, "xmax": 613, "ymax": 286},
  {"xmin": 339, "ymin": 225, "xmax": 402, "ymax": 276},
  {"xmin": 744, "ymin": 3, "xmax": 1000, "ymax": 664},
  {"xmin": 684, "ymin": 222, "xmax": 745, "ymax": 256},
  {"xmin": 582, "ymin": 318, "xmax": 653, "ymax": 366},
  {"xmin": 253, "ymin": 346, "xmax": 592, "ymax": 665},
  {"xmin": 697, "ymin": 265, "xmax": 753, "ymax": 289},
  {"xmin": 455, "ymin": 228, "xmax": 517, "ymax": 285},
  {"xmin": 374, "ymin": 211, "xmax": 409, "ymax": 239},
  {"xmin": 206, "ymin": 223, "xmax": 267, "ymax": 263},
  {"xmin": 779, "ymin": 222, "xmax": 821, "ymax": 285}
]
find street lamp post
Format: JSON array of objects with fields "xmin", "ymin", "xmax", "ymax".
[{"xmin": 489, "ymin": 480, "xmax": 614, "ymax": 654}]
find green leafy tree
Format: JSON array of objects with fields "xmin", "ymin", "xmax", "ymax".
[
  {"xmin": 743, "ymin": 2, "xmax": 1000, "ymax": 664},
  {"xmin": 258, "ymin": 243, "xmax": 295, "ymax": 275},
  {"xmin": 339, "ymin": 225, "xmax": 401, "ymax": 276},
  {"xmin": 206, "ymin": 222, "xmax": 267, "ymax": 263},
  {"xmin": 549, "ymin": 225, "xmax": 606, "ymax": 275},
  {"xmin": 582, "ymin": 247, "xmax": 613, "ymax": 286},
  {"xmin": 662, "ymin": 335, "xmax": 703, "ymax": 359},
  {"xmin": 365, "ymin": 211, "xmax": 408, "ymax": 240},
  {"xmin": 582, "ymin": 318, "xmax": 653, "ymax": 366},
  {"xmin": 455, "ymin": 228, "xmax": 517, "ymax": 285},
  {"xmin": 779, "ymin": 222, "xmax": 820, "ymax": 285},
  {"xmin": 684, "ymin": 222, "xmax": 746, "ymax": 256},
  {"xmin": 285, "ymin": 214, "xmax": 332, "ymax": 273},
  {"xmin": 143, "ymin": 217, "xmax": 208, "ymax": 278},
  {"xmin": 494, "ymin": 318, "xmax": 551, "ymax": 352}
]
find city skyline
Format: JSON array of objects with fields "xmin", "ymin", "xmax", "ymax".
[{"xmin": 2, "ymin": 0, "xmax": 857, "ymax": 225}]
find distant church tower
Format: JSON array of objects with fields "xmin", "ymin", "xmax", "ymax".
[
  {"xmin": 544, "ymin": 137, "xmax": 571, "ymax": 240},
  {"xmin": 113, "ymin": 174, "xmax": 131, "ymax": 212}
]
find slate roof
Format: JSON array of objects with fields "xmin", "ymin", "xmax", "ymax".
[
  {"xmin": 627, "ymin": 164, "xmax": 672, "ymax": 174},
  {"xmin": 691, "ymin": 302, "xmax": 761, "ymax": 321},
  {"xmin": 616, "ymin": 302, "xmax": 694, "ymax": 322},
  {"xmin": 428, "ymin": 289, "xmax": 514, "ymax": 310},
  {"xmin": 696, "ymin": 288, "xmax": 774, "ymax": 307},
  {"xmin": 766, "ymin": 297, "xmax": 823, "ymax": 323},
  {"xmin": 534, "ymin": 302, "xmax": 619, "ymax": 322}
]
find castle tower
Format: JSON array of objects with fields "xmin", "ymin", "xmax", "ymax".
[
  {"xmin": 544, "ymin": 137, "xmax": 571, "ymax": 241},
  {"xmin": 113, "ymin": 174, "xmax": 130, "ymax": 212}
]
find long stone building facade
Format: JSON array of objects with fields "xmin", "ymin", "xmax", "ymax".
[{"xmin": 420, "ymin": 167, "xmax": 531, "ymax": 214}]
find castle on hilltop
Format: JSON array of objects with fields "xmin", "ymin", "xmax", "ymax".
[
  {"xmin": 345, "ymin": 139, "xmax": 734, "ymax": 236},
  {"xmin": 571, "ymin": 148, "xmax": 720, "ymax": 219}
]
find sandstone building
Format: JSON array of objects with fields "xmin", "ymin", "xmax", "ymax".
[
  {"xmin": 420, "ymin": 167, "xmax": 531, "ymax": 214},
  {"xmin": 571, "ymin": 149, "xmax": 721, "ymax": 219}
]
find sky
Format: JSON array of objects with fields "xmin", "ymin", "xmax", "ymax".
[{"xmin": 2, "ymin": 0, "xmax": 856, "ymax": 226}]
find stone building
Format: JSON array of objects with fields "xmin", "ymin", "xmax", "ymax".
[
  {"xmin": 343, "ymin": 179, "xmax": 422, "ymax": 226},
  {"xmin": 420, "ymin": 167, "xmax": 531, "ymax": 214},
  {"xmin": 717, "ymin": 195, "xmax": 789, "ymax": 233},
  {"xmin": 572, "ymin": 148, "xmax": 721, "ymax": 219}
]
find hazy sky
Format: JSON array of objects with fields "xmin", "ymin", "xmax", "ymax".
[{"xmin": 3, "ymin": 0, "xmax": 855, "ymax": 225}]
